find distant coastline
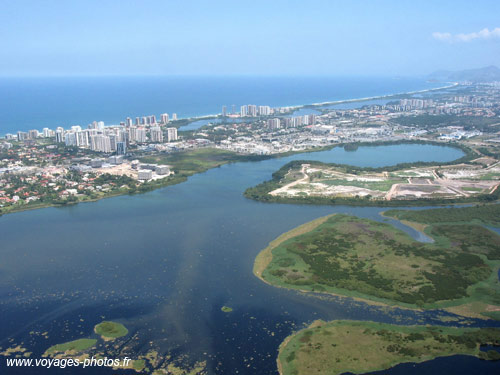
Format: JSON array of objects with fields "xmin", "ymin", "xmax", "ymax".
[
  {"xmin": 0, "ymin": 78, "xmax": 453, "ymax": 136},
  {"xmin": 176, "ymin": 82, "xmax": 459, "ymax": 130},
  {"xmin": 300, "ymin": 82, "xmax": 458, "ymax": 108}
]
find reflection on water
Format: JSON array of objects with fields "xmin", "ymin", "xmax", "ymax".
[{"xmin": 1, "ymin": 144, "xmax": 499, "ymax": 374}]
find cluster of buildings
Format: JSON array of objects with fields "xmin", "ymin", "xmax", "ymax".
[
  {"xmin": 439, "ymin": 128, "xmax": 483, "ymax": 140},
  {"xmin": 266, "ymin": 114, "xmax": 317, "ymax": 130},
  {"xmin": 385, "ymin": 95, "xmax": 497, "ymax": 116},
  {"xmin": 221, "ymin": 104, "xmax": 273, "ymax": 117},
  {"xmin": 124, "ymin": 112, "xmax": 176, "ymax": 127},
  {"xmin": 191, "ymin": 84, "xmax": 500, "ymax": 155},
  {"xmin": 2, "ymin": 84, "xmax": 500, "ymax": 163},
  {"xmin": 4, "ymin": 107, "xmax": 183, "ymax": 154},
  {"xmin": 392, "ymin": 99, "xmax": 435, "ymax": 111},
  {"xmin": 8, "ymin": 121, "xmax": 179, "ymax": 154},
  {"xmin": 239, "ymin": 104, "xmax": 272, "ymax": 117},
  {"xmin": 1, "ymin": 83, "xmax": 500, "ymax": 212},
  {"xmin": 221, "ymin": 104, "xmax": 298, "ymax": 117}
]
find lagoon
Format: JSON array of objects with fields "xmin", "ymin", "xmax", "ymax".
[{"xmin": 1, "ymin": 143, "xmax": 498, "ymax": 374}]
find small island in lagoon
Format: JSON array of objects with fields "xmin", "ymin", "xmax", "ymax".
[
  {"xmin": 44, "ymin": 321, "xmax": 128, "ymax": 357},
  {"xmin": 43, "ymin": 339, "xmax": 97, "ymax": 357},
  {"xmin": 39, "ymin": 321, "xmax": 206, "ymax": 374},
  {"xmin": 94, "ymin": 321, "xmax": 129, "ymax": 340}
]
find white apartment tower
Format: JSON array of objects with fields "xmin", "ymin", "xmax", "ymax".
[
  {"xmin": 160, "ymin": 113, "xmax": 169, "ymax": 124},
  {"xmin": 150, "ymin": 126, "xmax": 163, "ymax": 142},
  {"xmin": 166, "ymin": 127, "xmax": 178, "ymax": 142}
]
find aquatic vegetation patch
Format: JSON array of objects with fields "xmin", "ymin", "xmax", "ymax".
[
  {"xmin": 94, "ymin": 321, "xmax": 129, "ymax": 340},
  {"xmin": 44, "ymin": 339, "xmax": 97, "ymax": 356}
]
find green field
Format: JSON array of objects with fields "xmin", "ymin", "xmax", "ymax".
[
  {"xmin": 278, "ymin": 320, "xmax": 500, "ymax": 375},
  {"xmin": 140, "ymin": 148, "xmax": 268, "ymax": 177},
  {"xmin": 257, "ymin": 214, "xmax": 500, "ymax": 309},
  {"xmin": 385, "ymin": 204, "xmax": 500, "ymax": 227},
  {"xmin": 44, "ymin": 339, "xmax": 97, "ymax": 356},
  {"xmin": 94, "ymin": 321, "xmax": 128, "ymax": 340}
]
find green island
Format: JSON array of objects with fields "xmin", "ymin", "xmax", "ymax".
[
  {"xmin": 43, "ymin": 320, "xmax": 128, "ymax": 357},
  {"xmin": 255, "ymin": 207, "xmax": 500, "ymax": 316},
  {"xmin": 221, "ymin": 306, "xmax": 233, "ymax": 313},
  {"xmin": 94, "ymin": 321, "xmax": 129, "ymax": 340},
  {"xmin": 278, "ymin": 320, "xmax": 500, "ymax": 375},
  {"xmin": 44, "ymin": 339, "xmax": 97, "ymax": 356},
  {"xmin": 38, "ymin": 320, "xmax": 206, "ymax": 374}
]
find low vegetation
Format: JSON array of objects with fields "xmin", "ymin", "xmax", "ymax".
[
  {"xmin": 385, "ymin": 204, "xmax": 500, "ymax": 227},
  {"xmin": 44, "ymin": 339, "xmax": 97, "ymax": 356},
  {"xmin": 278, "ymin": 320, "xmax": 500, "ymax": 375},
  {"xmin": 94, "ymin": 321, "xmax": 128, "ymax": 340},
  {"xmin": 257, "ymin": 213, "xmax": 500, "ymax": 309}
]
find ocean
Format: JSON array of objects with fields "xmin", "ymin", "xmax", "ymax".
[{"xmin": 0, "ymin": 76, "xmax": 443, "ymax": 135}]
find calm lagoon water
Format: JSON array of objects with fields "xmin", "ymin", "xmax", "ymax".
[{"xmin": 1, "ymin": 144, "xmax": 499, "ymax": 375}]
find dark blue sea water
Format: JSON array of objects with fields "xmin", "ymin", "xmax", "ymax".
[
  {"xmin": 1, "ymin": 143, "xmax": 499, "ymax": 375},
  {"xmin": 0, "ymin": 76, "xmax": 444, "ymax": 134}
]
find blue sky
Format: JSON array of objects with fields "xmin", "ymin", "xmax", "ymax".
[{"xmin": 1, "ymin": 0, "xmax": 499, "ymax": 76}]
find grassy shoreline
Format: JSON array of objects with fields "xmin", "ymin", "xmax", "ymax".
[
  {"xmin": 254, "ymin": 214, "xmax": 334, "ymax": 281},
  {"xmin": 253, "ymin": 211, "xmax": 500, "ymax": 318},
  {"xmin": 253, "ymin": 214, "xmax": 403, "ymax": 309}
]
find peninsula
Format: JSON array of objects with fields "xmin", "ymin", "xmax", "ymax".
[
  {"xmin": 244, "ymin": 142, "xmax": 500, "ymax": 207},
  {"xmin": 278, "ymin": 320, "xmax": 500, "ymax": 375},
  {"xmin": 255, "ymin": 204, "xmax": 500, "ymax": 315}
]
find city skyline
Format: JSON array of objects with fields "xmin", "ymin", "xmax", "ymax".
[{"xmin": 1, "ymin": 0, "xmax": 499, "ymax": 77}]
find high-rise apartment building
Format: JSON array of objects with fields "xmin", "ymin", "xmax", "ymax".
[
  {"xmin": 90, "ymin": 134, "xmax": 112, "ymax": 153},
  {"xmin": 160, "ymin": 113, "xmax": 169, "ymax": 124},
  {"xmin": 136, "ymin": 127, "xmax": 147, "ymax": 143},
  {"xmin": 166, "ymin": 127, "xmax": 178, "ymax": 142},
  {"xmin": 267, "ymin": 118, "xmax": 281, "ymax": 130},
  {"xmin": 240, "ymin": 105, "xmax": 248, "ymax": 117},
  {"xmin": 150, "ymin": 126, "xmax": 163, "ymax": 142}
]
